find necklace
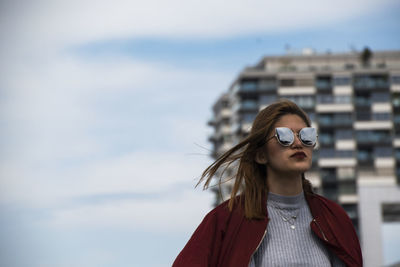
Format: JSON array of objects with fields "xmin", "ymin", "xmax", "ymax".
[{"xmin": 270, "ymin": 205, "xmax": 300, "ymax": 230}]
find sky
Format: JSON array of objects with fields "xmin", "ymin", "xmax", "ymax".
[{"xmin": 0, "ymin": 0, "xmax": 399, "ymax": 266}]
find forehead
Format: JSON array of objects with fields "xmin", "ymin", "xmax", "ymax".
[{"xmin": 274, "ymin": 114, "xmax": 307, "ymax": 130}]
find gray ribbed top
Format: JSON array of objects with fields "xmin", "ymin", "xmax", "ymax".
[{"xmin": 249, "ymin": 192, "xmax": 344, "ymax": 267}]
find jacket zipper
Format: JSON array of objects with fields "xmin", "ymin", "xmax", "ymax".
[
  {"xmin": 313, "ymin": 218, "xmax": 328, "ymax": 242},
  {"xmin": 248, "ymin": 228, "xmax": 267, "ymax": 266}
]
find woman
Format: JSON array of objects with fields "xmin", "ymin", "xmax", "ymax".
[{"xmin": 173, "ymin": 99, "xmax": 362, "ymax": 267}]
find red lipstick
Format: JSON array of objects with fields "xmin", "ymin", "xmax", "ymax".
[{"xmin": 291, "ymin": 152, "xmax": 306, "ymax": 158}]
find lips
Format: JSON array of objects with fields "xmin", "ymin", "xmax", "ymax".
[{"xmin": 291, "ymin": 152, "xmax": 306, "ymax": 157}]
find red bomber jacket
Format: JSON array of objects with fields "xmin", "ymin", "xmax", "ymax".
[{"xmin": 173, "ymin": 192, "xmax": 362, "ymax": 267}]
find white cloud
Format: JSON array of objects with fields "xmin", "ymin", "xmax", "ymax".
[
  {"xmin": 0, "ymin": 50, "xmax": 228, "ymax": 160},
  {"xmin": 45, "ymin": 188, "xmax": 213, "ymax": 232},
  {"xmin": 0, "ymin": 50, "xmax": 225, "ymax": 207},
  {"xmin": 1, "ymin": 0, "xmax": 397, "ymax": 54}
]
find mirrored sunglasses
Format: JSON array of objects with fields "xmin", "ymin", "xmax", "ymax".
[{"xmin": 272, "ymin": 127, "xmax": 318, "ymax": 147}]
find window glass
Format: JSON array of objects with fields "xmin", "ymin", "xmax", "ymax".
[
  {"xmin": 391, "ymin": 75, "xmax": 400, "ymax": 84},
  {"xmin": 333, "ymin": 77, "xmax": 351, "ymax": 86},
  {"xmin": 336, "ymin": 129, "xmax": 353, "ymax": 139},
  {"xmin": 241, "ymin": 80, "xmax": 258, "ymax": 91},
  {"xmin": 259, "ymin": 95, "xmax": 277, "ymax": 105},
  {"xmin": 280, "ymin": 79, "xmax": 295, "ymax": 87},
  {"xmin": 374, "ymin": 147, "xmax": 393, "ymax": 157},
  {"xmin": 372, "ymin": 113, "xmax": 391, "ymax": 120},
  {"xmin": 371, "ymin": 92, "xmax": 390, "ymax": 102}
]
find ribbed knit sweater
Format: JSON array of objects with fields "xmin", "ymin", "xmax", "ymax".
[{"xmin": 249, "ymin": 192, "xmax": 345, "ymax": 267}]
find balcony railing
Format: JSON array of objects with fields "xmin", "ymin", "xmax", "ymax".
[
  {"xmin": 315, "ymin": 81, "xmax": 332, "ymax": 90},
  {"xmin": 354, "ymin": 79, "xmax": 389, "ymax": 89},
  {"xmin": 356, "ymin": 132, "xmax": 392, "ymax": 145}
]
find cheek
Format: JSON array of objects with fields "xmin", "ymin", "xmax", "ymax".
[{"xmin": 266, "ymin": 144, "xmax": 285, "ymax": 161}]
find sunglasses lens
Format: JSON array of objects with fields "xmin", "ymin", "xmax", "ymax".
[
  {"xmin": 275, "ymin": 127, "xmax": 294, "ymax": 146},
  {"xmin": 299, "ymin": 127, "xmax": 317, "ymax": 146}
]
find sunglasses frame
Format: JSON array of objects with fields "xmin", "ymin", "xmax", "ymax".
[{"xmin": 270, "ymin": 127, "xmax": 318, "ymax": 147}]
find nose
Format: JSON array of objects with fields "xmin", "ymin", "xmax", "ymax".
[{"xmin": 291, "ymin": 133, "xmax": 303, "ymax": 147}]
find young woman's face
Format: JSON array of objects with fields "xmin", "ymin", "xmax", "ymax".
[{"xmin": 265, "ymin": 114, "xmax": 314, "ymax": 177}]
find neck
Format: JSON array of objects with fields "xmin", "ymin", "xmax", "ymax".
[{"xmin": 267, "ymin": 169, "xmax": 303, "ymax": 196}]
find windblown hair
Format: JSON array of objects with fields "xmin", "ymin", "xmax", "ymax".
[{"xmin": 198, "ymin": 99, "xmax": 314, "ymax": 219}]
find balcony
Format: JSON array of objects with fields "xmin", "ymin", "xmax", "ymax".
[
  {"xmin": 258, "ymin": 80, "xmax": 277, "ymax": 92},
  {"xmin": 239, "ymin": 101, "xmax": 258, "ymax": 111},
  {"xmin": 315, "ymin": 80, "xmax": 332, "ymax": 91},
  {"xmin": 355, "ymin": 131, "xmax": 392, "ymax": 145},
  {"xmin": 333, "ymin": 77, "xmax": 351, "ymax": 86},
  {"xmin": 357, "ymin": 152, "xmax": 374, "ymax": 166},
  {"xmin": 232, "ymin": 100, "xmax": 258, "ymax": 113},
  {"xmin": 318, "ymin": 158, "xmax": 357, "ymax": 167},
  {"xmin": 236, "ymin": 80, "xmax": 258, "ymax": 96},
  {"xmin": 318, "ymin": 135, "xmax": 334, "ymax": 146},
  {"xmin": 354, "ymin": 121, "xmax": 393, "ymax": 130},
  {"xmin": 353, "ymin": 76, "xmax": 389, "ymax": 90},
  {"xmin": 316, "ymin": 104, "xmax": 354, "ymax": 113},
  {"xmin": 319, "ymin": 118, "xmax": 353, "ymax": 128},
  {"xmin": 354, "ymin": 97, "xmax": 372, "ymax": 107}
]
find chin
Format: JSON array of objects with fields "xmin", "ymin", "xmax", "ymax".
[{"xmin": 292, "ymin": 163, "xmax": 312, "ymax": 173}]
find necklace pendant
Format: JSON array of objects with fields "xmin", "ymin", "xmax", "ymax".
[{"xmin": 290, "ymin": 225, "xmax": 296, "ymax": 230}]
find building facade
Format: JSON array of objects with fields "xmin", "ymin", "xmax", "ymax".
[{"xmin": 208, "ymin": 49, "xmax": 400, "ymax": 232}]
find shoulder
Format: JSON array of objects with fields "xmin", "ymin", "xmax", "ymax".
[
  {"xmin": 203, "ymin": 196, "xmax": 244, "ymax": 225},
  {"xmin": 172, "ymin": 197, "xmax": 244, "ymax": 266}
]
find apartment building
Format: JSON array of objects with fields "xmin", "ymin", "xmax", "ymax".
[{"xmin": 208, "ymin": 49, "xmax": 400, "ymax": 231}]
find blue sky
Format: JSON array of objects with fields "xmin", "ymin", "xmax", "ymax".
[{"xmin": 0, "ymin": 0, "xmax": 400, "ymax": 266}]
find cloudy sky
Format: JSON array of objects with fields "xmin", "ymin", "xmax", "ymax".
[{"xmin": 0, "ymin": 0, "xmax": 399, "ymax": 266}]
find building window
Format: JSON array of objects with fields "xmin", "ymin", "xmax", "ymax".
[
  {"xmin": 242, "ymin": 113, "xmax": 257, "ymax": 123},
  {"xmin": 357, "ymin": 149, "xmax": 373, "ymax": 162},
  {"xmin": 395, "ymin": 149, "xmax": 400, "ymax": 160},
  {"xmin": 317, "ymin": 94, "xmax": 333, "ymax": 104},
  {"xmin": 221, "ymin": 100, "xmax": 229, "ymax": 108},
  {"xmin": 319, "ymin": 133, "xmax": 334, "ymax": 146},
  {"xmin": 280, "ymin": 79, "xmax": 295, "ymax": 87},
  {"xmin": 318, "ymin": 114, "xmax": 333, "ymax": 126},
  {"xmin": 240, "ymin": 80, "xmax": 258, "ymax": 92},
  {"xmin": 285, "ymin": 95, "xmax": 315, "ymax": 108},
  {"xmin": 356, "ymin": 130, "xmax": 392, "ymax": 144},
  {"xmin": 354, "ymin": 75, "xmax": 389, "ymax": 89},
  {"xmin": 259, "ymin": 95, "xmax": 277, "ymax": 106},
  {"xmin": 335, "ymin": 95, "xmax": 352, "ymax": 104},
  {"xmin": 259, "ymin": 78, "xmax": 277, "ymax": 91},
  {"xmin": 372, "ymin": 113, "xmax": 391, "ymax": 121},
  {"xmin": 240, "ymin": 100, "xmax": 258, "ymax": 110},
  {"xmin": 393, "ymin": 114, "xmax": 400, "ymax": 124},
  {"xmin": 319, "ymin": 149, "xmax": 353, "ymax": 158},
  {"xmin": 356, "ymin": 112, "xmax": 371, "ymax": 121},
  {"xmin": 336, "ymin": 129, "xmax": 354, "ymax": 139},
  {"xmin": 391, "ymin": 75, "xmax": 400, "ymax": 84},
  {"xmin": 344, "ymin": 64, "xmax": 355, "ymax": 70},
  {"xmin": 316, "ymin": 76, "xmax": 332, "ymax": 89},
  {"xmin": 371, "ymin": 92, "xmax": 390, "ymax": 102},
  {"xmin": 334, "ymin": 77, "xmax": 351, "ymax": 86},
  {"xmin": 392, "ymin": 95, "xmax": 400, "ymax": 107},
  {"xmin": 355, "ymin": 95, "xmax": 371, "ymax": 106},
  {"xmin": 374, "ymin": 146, "xmax": 393, "ymax": 157}
]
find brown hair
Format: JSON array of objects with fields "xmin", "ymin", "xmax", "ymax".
[{"xmin": 198, "ymin": 99, "xmax": 314, "ymax": 219}]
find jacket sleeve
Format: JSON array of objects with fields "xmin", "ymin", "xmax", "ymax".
[
  {"xmin": 320, "ymin": 197, "xmax": 363, "ymax": 267},
  {"xmin": 172, "ymin": 209, "xmax": 224, "ymax": 267}
]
